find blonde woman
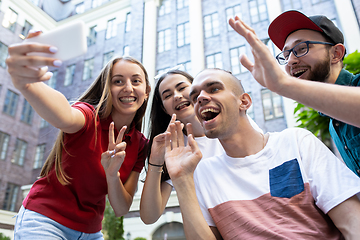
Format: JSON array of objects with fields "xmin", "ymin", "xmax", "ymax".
[{"xmin": 7, "ymin": 31, "xmax": 150, "ymax": 239}]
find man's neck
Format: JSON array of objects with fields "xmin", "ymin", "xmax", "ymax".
[
  {"xmin": 326, "ymin": 64, "xmax": 343, "ymax": 84},
  {"xmin": 219, "ymin": 122, "xmax": 267, "ymax": 158}
]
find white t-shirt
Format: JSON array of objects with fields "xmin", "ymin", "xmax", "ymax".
[
  {"xmin": 166, "ymin": 114, "xmax": 262, "ymax": 186},
  {"xmin": 194, "ymin": 128, "xmax": 360, "ymax": 239}
]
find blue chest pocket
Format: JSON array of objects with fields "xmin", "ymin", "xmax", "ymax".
[{"xmin": 269, "ymin": 159, "xmax": 304, "ymax": 198}]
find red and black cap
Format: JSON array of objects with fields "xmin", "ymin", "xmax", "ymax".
[{"xmin": 268, "ymin": 10, "xmax": 344, "ymax": 50}]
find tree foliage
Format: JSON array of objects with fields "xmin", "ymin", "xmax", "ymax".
[
  {"xmin": 102, "ymin": 199, "xmax": 124, "ymax": 240},
  {"xmin": 0, "ymin": 233, "xmax": 10, "ymax": 240},
  {"xmin": 294, "ymin": 50, "xmax": 360, "ymax": 148},
  {"xmin": 294, "ymin": 103, "xmax": 331, "ymax": 147},
  {"xmin": 343, "ymin": 50, "xmax": 360, "ymax": 74}
]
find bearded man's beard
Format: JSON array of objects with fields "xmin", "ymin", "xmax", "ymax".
[{"xmin": 308, "ymin": 52, "xmax": 331, "ymax": 83}]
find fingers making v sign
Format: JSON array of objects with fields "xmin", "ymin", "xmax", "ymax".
[{"xmin": 101, "ymin": 122, "xmax": 127, "ymax": 178}]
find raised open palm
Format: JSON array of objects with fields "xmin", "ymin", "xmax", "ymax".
[{"xmin": 164, "ymin": 121, "xmax": 202, "ymax": 180}]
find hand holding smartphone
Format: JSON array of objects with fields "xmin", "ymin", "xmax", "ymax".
[{"xmin": 24, "ymin": 21, "xmax": 88, "ymax": 61}]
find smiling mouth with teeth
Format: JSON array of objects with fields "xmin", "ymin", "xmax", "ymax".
[
  {"xmin": 293, "ymin": 69, "xmax": 307, "ymax": 78},
  {"xmin": 120, "ymin": 97, "xmax": 136, "ymax": 103},
  {"xmin": 175, "ymin": 101, "xmax": 190, "ymax": 110},
  {"xmin": 201, "ymin": 108, "xmax": 220, "ymax": 121}
]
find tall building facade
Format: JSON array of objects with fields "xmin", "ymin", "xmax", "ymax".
[{"xmin": 0, "ymin": 0, "xmax": 359, "ymax": 239}]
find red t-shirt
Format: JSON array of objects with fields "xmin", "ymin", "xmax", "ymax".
[{"xmin": 23, "ymin": 102, "xmax": 147, "ymax": 233}]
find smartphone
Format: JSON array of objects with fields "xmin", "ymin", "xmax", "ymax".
[{"xmin": 24, "ymin": 21, "xmax": 88, "ymax": 61}]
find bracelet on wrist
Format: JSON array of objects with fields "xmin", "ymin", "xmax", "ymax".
[{"xmin": 149, "ymin": 162, "xmax": 163, "ymax": 168}]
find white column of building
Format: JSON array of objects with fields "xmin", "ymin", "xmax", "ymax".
[
  {"xmin": 189, "ymin": 0, "xmax": 205, "ymax": 75},
  {"xmin": 334, "ymin": 0, "xmax": 360, "ymax": 53},
  {"xmin": 142, "ymin": 0, "xmax": 158, "ymax": 82},
  {"xmin": 142, "ymin": 0, "xmax": 158, "ymax": 136},
  {"xmin": 265, "ymin": 0, "xmax": 282, "ymax": 22}
]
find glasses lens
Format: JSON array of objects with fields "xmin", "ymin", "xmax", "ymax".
[
  {"xmin": 276, "ymin": 52, "xmax": 287, "ymax": 65},
  {"xmin": 293, "ymin": 42, "xmax": 308, "ymax": 57}
]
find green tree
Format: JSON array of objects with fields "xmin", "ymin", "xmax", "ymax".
[
  {"xmin": 102, "ymin": 199, "xmax": 124, "ymax": 240},
  {"xmin": 343, "ymin": 50, "xmax": 360, "ymax": 74},
  {"xmin": 294, "ymin": 50, "xmax": 360, "ymax": 147},
  {"xmin": 0, "ymin": 233, "xmax": 11, "ymax": 240}
]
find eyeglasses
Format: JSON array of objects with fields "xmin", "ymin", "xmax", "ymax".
[{"xmin": 275, "ymin": 41, "xmax": 335, "ymax": 65}]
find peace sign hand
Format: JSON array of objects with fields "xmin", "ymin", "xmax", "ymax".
[{"xmin": 101, "ymin": 122, "xmax": 127, "ymax": 179}]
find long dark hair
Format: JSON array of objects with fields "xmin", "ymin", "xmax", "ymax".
[
  {"xmin": 148, "ymin": 69, "xmax": 193, "ymax": 182},
  {"xmin": 40, "ymin": 56, "xmax": 150, "ymax": 185}
]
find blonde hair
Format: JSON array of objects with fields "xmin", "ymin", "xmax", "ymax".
[{"xmin": 40, "ymin": 56, "xmax": 150, "ymax": 185}]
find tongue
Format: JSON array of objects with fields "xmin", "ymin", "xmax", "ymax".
[
  {"xmin": 178, "ymin": 104, "xmax": 187, "ymax": 110},
  {"xmin": 203, "ymin": 111, "xmax": 216, "ymax": 121}
]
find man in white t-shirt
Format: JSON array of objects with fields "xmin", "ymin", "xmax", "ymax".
[{"xmin": 164, "ymin": 68, "xmax": 360, "ymax": 240}]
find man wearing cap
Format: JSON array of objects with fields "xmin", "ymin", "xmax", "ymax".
[
  {"xmin": 229, "ymin": 11, "xmax": 360, "ymax": 177},
  {"xmin": 163, "ymin": 68, "xmax": 360, "ymax": 239}
]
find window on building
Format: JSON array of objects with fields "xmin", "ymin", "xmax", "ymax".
[
  {"xmin": 206, "ymin": 53, "xmax": 223, "ymax": 69},
  {"xmin": 11, "ymin": 138, "xmax": 27, "ymax": 166},
  {"xmin": 230, "ymin": 46, "xmax": 247, "ymax": 75},
  {"xmin": 64, "ymin": 64, "xmax": 76, "ymax": 86},
  {"xmin": 249, "ymin": 0, "xmax": 268, "ymax": 23},
  {"xmin": 106, "ymin": 18, "xmax": 117, "ymax": 39},
  {"xmin": 247, "ymin": 92, "xmax": 255, "ymax": 120},
  {"xmin": 281, "ymin": 0, "xmax": 302, "ymax": 11},
  {"xmin": 33, "ymin": 144, "xmax": 46, "ymax": 169},
  {"xmin": 88, "ymin": 25, "xmax": 97, "ymax": 46},
  {"xmin": 20, "ymin": 99, "xmax": 34, "ymax": 125},
  {"xmin": 177, "ymin": 22, "xmax": 190, "ymax": 47},
  {"xmin": 83, "ymin": 58, "xmax": 94, "ymax": 81},
  {"xmin": 226, "ymin": 4, "xmax": 242, "ymax": 31},
  {"xmin": 311, "ymin": 0, "xmax": 328, "ymax": 4},
  {"xmin": 177, "ymin": 0, "xmax": 188, "ymax": 9},
  {"xmin": 40, "ymin": 118, "xmax": 49, "ymax": 128},
  {"xmin": 20, "ymin": 20, "xmax": 32, "ymax": 39},
  {"xmin": 2, "ymin": 183, "xmax": 19, "ymax": 211},
  {"xmin": 159, "ymin": 0, "xmax": 171, "ymax": 16},
  {"xmin": 125, "ymin": 12, "xmax": 131, "ymax": 32},
  {"xmin": 103, "ymin": 51, "xmax": 114, "ymax": 68},
  {"xmin": 204, "ymin": 13, "xmax": 219, "ymax": 38},
  {"xmin": 3, "ymin": 90, "xmax": 19, "ymax": 117},
  {"xmin": 181, "ymin": 61, "xmax": 192, "ymax": 75},
  {"xmin": 156, "ymin": 67, "xmax": 171, "ymax": 77},
  {"xmin": 0, "ymin": 131, "xmax": 10, "ymax": 160},
  {"xmin": 92, "ymin": 0, "xmax": 102, "ymax": 8},
  {"xmin": 262, "ymin": 38, "xmax": 275, "ymax": 56},
  {"xmin": 152, "ymin": 222, "xmax": 185, "ymax": 239},
  {"xmin": 123, "ymin": 45, "xmax": 130, "ymax": 56},
  {"xmin": 158, "ymin": 29, "xmax": 171, "ymax": 53},
  {"xmin": 47, "ymin": 70, "xmax": 57, "ymax": 89},
  {"xmin": 0, "ymin": 41, "xmax": 8, "ymax": 68},
  {"xmin": 2, "ymin": 8, "xmax": 17, "ymax": 32},
  {"xmin": 261, "ymin": 89, "xmax": 284, "ymax": 120},
  {"xmin": 75, "ymin": 2, "xmax": 85, "ymax": 14}
]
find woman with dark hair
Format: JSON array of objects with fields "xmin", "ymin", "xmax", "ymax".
[
  {"xmin": 7, "ymin": 31, "xmax": 150, "ymax": 239},
  {"xmin": 140, "ymin": 69, "xmax": 261, "ymax": 224}
]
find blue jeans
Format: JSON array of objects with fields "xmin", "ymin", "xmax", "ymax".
[{"xmin": 14, "ymin": 206, "xmax": 104, "ymax": 240}]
